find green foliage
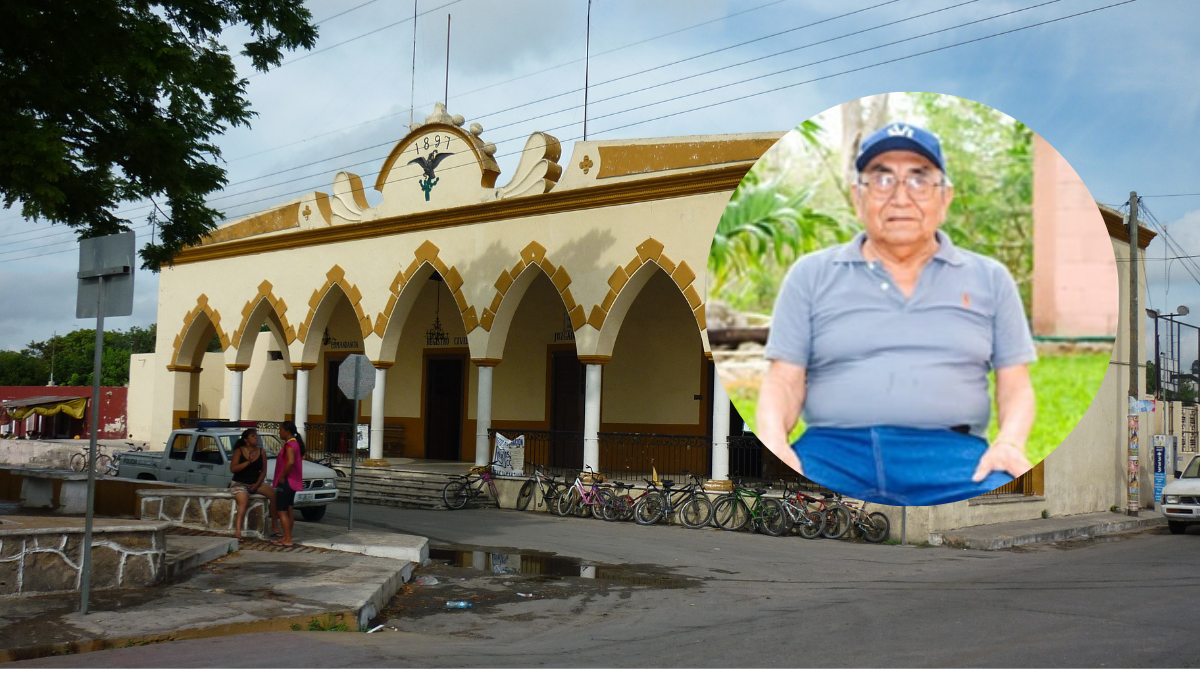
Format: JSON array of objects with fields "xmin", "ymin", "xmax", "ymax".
[
  {"xmin": 709, "ymin": 120, "xmax": 847, "ymax": 311},
  {"xmin": 0, "ymin": 1, "xmax": 318, "ymax": 272},
  {"xmin": 306, "ymin": 615, "xmax": 349, "ymax": 632},
  {"xmin": 1147, "ymin": 360, "xmax": 1159, "ymax": 395},
  {"xmin": 4, "ymin": 325, "xmax": 157, "ymax": 387},
  {"xmin": 910, "ymin": 93, "xmax": 1034, "ymax": 311}
]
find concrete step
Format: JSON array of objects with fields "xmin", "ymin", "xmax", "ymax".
[
  {"xmin": 164, "ymin": 534, "xmax": 238, "ymax": 579},
  {"xmin": 929, "ymin": 511, "xmax": 1167, "ymax": 550},
  {"xmin": 331, "ymin": 466, "xmax": 493, "ymax": 510}
]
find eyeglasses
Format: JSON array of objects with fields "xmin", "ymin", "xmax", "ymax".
[{"xmin": 857, "ymin": 172, "xmax": 948, "ymax": 201}]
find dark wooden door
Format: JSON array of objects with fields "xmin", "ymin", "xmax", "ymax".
[
  {"xmin": 424, "ymin": 354, "xmax": 464, "ymax": 460},
  {"xmin": 325, "ymin": 356, "xmax": 358, "ymax": 455},
  {"xmin": 550, "ymin": 351, "xmax": 584, "ymax": 469}
]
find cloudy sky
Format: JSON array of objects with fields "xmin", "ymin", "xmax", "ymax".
[{"xmin": 0, "ymin": 0, "xmax": 1197, "ymax": 353}]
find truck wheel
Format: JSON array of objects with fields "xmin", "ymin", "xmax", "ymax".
[
  {"xmin": 300, "ymin": 506, "xmax": 327, "ymax": 522},
  {"xmin": 136, "ymin": 473, "xmax": 157, "ymax": 481},
  {"xmin": 1168, "ymin": 520, "xmax": 1186, "ymax": 534}
]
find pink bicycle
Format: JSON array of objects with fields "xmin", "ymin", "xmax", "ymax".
[{"xmin": 553, "ymin": 467, "xmax": 615, "ymax": 519}]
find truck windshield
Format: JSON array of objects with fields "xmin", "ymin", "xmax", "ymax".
[
  {"xmin": 1184, "ymin": 457, "xmax": 1200, "ymax": 479},
  {"xmin": 259, "ymin": 434, "xmax": 283, "ymax": 458}
]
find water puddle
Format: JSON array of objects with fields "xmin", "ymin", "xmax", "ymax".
[{"xmin": 426, "ymin": 546, "xmax": 694, "ymax": 588}]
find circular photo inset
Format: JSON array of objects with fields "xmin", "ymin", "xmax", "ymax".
[{"xmin": 707, "ymin": 92, "xmax": 1114, "ymax": 507}]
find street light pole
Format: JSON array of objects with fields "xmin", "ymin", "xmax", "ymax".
[{"xmin": 1127, "ymin": 192, "xmax": 1140, "ymax": 517}]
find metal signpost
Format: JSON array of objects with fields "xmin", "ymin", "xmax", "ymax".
[
  {"xmin": 76, "ymin": 231, "xmax": 136, "ymax": 615},
  {"xmin": 337, "ymin": 354, "xmax": 375, "ymax": 530}
]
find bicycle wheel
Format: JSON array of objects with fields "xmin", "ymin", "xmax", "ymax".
[
  {"xmin": 679, "ymin": 495, "xmax": 713, "ymax": 529},
  {"xmin": 442, "ymin": 480, "xmax": 472, "ymax": 509},
  {"xmin": 755, "ymin": 498, "xmax": 790, "ymax": 537},
  {"xmin": 590, "ymin": 488, "xmax": 616, "ymax": 520},
  {"xmin": 634, "ymin": 492, "xmax": 667, "ymax": 525},
  {"xmin": 712, "ymin": 495, "xmax": 750, "ymax": 532},
  {"xmin": 554, "ymin": 487, "xmax": 579, "ymax": 516},
  {"xmin": 862, "ymin": 511, "xmax": 891, "ymax": 543},
  {"xmin": 796, "ymin": 509, "xmax": 826, "ymax": 539},
  {"xmin": 601, "ymin": 494, "xmax": 627, "ymax": 521},
  {"xmin": 821, "ymin": 505, "xmax": 852, "ymax": 539},
  {"xmin": 95, "ymin": 454, "xmax": 112, "ymax": 474},
  {"xmin": 69, "ymin": 452, "xmax": 86, "ymax": 472},
  {"xmin": 515, "ymin": 480, "xmax": 534, "ymax": 511}
]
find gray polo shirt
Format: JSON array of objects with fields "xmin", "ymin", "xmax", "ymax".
[{"xmin": 764, "ymin": 230, "xmax": 1036, "ymax": 436}]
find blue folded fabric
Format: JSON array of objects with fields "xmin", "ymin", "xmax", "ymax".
[{"xmin": 792, "ymin": 426, "xmax": 1014, "ymax": 506}]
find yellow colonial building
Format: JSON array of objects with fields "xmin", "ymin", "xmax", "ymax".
[{"xmin": 127, "ymin": 103, "xmax": 778, "ymax": 478}]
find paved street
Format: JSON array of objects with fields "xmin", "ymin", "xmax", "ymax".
[{"xmin": 12, "ymin": 502, "xmax": 1200, "ymax": 668}]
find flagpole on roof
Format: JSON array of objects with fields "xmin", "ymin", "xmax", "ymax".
[{"xmin": 409, "ymin": 0, "xmax": 417, "ymax": 130}]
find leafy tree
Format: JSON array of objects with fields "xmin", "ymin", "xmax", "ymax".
[
  {"xmin": 0, "ymin": 1, "xmax": 318, "ymax": 272},
  {"xmin": 1147, "ymin": 359, "xmax": 1159, "ymax": 395},
  {"xmin": 0, "ymin": 351, "xmax": 50, "ymax": 386}
]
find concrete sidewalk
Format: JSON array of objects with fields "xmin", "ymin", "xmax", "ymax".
[
  {"xmin": 0, "ymin": 522, "xmax": 426, "ymax": 662},
  {"xmin": 929, "ymin": 511, "xmax": 1166, "ymax": 550}
]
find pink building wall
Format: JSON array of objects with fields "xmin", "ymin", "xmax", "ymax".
[{"xmin": 1032, "ymin": 135, "xmax": 1120, "ymax": 338}]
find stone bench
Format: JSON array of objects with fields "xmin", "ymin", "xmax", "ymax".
[
  {"xmin": 0, "ymin": 516, "xmax": 169, "ymax": 596},
  {"xmin": 137, "ymin": 489, "xmax": 269, "ymax": 539}
]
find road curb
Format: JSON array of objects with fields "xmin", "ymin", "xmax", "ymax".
[
  {"xmin": 0, "ymin": 609, "xmax": 357, "ymax": 664},
  {"xmin": 930, "ymin": 516, "xmax": 1166, "ymax": 550}
]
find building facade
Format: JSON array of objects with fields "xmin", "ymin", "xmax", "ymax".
[{"xmin": 128, "ymin": 104, "xmax": 779, "ymax": 478}]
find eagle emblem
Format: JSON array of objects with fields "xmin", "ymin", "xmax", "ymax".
[{"xmin": 408, "ymin": 150, "xmax": 454, "ymax": 201}]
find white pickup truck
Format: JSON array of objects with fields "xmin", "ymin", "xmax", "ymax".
[{"xmin": 116, "ymin": 423, "xmax": 339, "ymax": 521}]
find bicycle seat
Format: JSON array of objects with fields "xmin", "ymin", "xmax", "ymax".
[
  {"xmin": 612, "ymin": 481, "xmax": 633, "ymax": 490},
  {"xmin": 821, "ymin": 492, "xmax": 835, "ymax": 499},
  {"xmin": 468, "ymin": 465, "xmax": 490, "ymax": 474},
  {"xmin": 660, "ymin": 480, "xmax": 675, "ymax": 489}
]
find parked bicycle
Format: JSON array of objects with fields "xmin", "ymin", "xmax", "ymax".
[
  {"xmin": 711, "ymin": 479, "xmax": 790, "ymax": 536},
  {"xmin": 778, "ymin": 482, "xmax": 826, "ymax": 539},
  {"xmin": 637, "ymin": 473, "xmax": 713, "ymax": 528},
  {"xmin": 515, "ymin": 465, "xmax": 567, "ymax": 511},
  {"xmin": 554, "ymin": 467, "xmax": 614, "ymax": 519},
  {"xmin": 69, "ymin": 449, "xmax": 113, "ymax": 475},
  {"xmin": 835, "ymin": 494, "xmax": 891, "ymax": 543},
  {"xmin": 601, "ymin": 480, "xmax": 652, "ymax": 521},
  {"xmin": 443, "ymin": 463, "xmax": 501, "ymax": 509}
]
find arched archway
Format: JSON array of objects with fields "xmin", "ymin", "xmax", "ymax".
[
  {"xmin": 227, "ymin": 282, "xmax": 297, "ymax": 421},
  {"xmin": 167, "ymin": 296, "xmax": 229, "ymax": 427}
]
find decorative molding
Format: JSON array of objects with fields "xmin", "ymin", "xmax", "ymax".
[
  {"xmin": 166, "ymin": 364, "xmax": 203, "ymax": 373},
  {"xmin": 294, "ymin": 362, "xmax": 318, "ymax": 371},
  {"xmin": 374, "ymin": 240, "xmax": 480, "ymax": 336},
  {"xmin": 596, "ymin": 138, "xmax": 775, "ymax": 179},
  {"xmin": 171, "ymin": 163, "xmax": 754, "ymax": 265},
  {"xmin": 371, "ymin": 360, "xmax": 395, "ymax": 369},
  {"xmin": 589, "ymin": 237, "xmax": 706, "ymax": 332},
  {"xmin": 471, "ymin": 358, "xmax": 502, "ymax": 367},
  {"xmin": 225, "ymin": 364, "xmax": 251, "ymax": 372},
  {"xmin": 576, "ymin": 355, "xmax": 611, "ymax": 365},
  {"xmin": 375, "ymin": 121, "xmax": 501, "ymax": 193},
  {"xmin": 231, "ymin": 280, "xmax": 297, "ymax": 349},
  {"xmin": 482, "ymin": 241, "xmax": 585, "ymax": 334},
  {"xmin": 169, "ymin": 295, "xmax": 229, "ymax": 367},
  {"xmin": 296, "ymin": 265, "xmax": 373, "ymax": 344}
]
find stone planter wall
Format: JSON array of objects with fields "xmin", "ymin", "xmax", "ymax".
[
  {"xmin": 0, "ymin": 518, "xmax": 169, "ymax": 596},
  {"xmin": 137, "ymin": 489, "xmax": 268, "ymax": 538}
]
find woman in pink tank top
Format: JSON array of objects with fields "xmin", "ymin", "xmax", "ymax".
[{"xmin": 273, "ymin": 421, "xmax": 305, "ymax": 547}]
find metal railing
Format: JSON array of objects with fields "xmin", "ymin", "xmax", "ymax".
[
  {"xmin": 597, "ymin": 432, "xmax": 711, "ymax": 483},
  {"xmin": 488, "ymin": 429, "xmax": 584, "ymax": 477},
  {"xmin": 303, "ymin": 422, "xmax": 365, "ymax": 464},
  {"xmin": 727, "ymin": 434, "xmax": 828, "ymax": 492},
  {"xmin": 979, "ymin": 461, "xmax": 1040, "ymax": 497}
]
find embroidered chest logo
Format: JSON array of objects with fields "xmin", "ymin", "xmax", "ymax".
[
  {"xmin": 408, "ymin": 150, "xmax": 454, "ymax": 201},
  {"xmin": 961, "ymin": 292, "xmax": 971, "ymax": 309}
]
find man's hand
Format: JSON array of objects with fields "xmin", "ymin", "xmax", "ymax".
[
  {"xmin": 972, "ymin": 441, "xmax": 1032, "ymax": 482},
  {"xmin": 762, "ymin": 434, "xmax": 803, "ymax": 476}
]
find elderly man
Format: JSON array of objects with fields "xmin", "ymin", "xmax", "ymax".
[{"xmin": 756, "ymin": 122, "xmax": 1036, "ymax": 506}]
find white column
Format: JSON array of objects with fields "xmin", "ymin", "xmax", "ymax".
[
  {"xmin": 711, "ymin": 375, "xmax": 731, "ymax": 481},
  {"xmin": 294, "ymin": 368, "xmax": 310, "ymax": 438},
  {"xmin": 370, "ymin": 366, "xmax": 388, "ymax": 460},
  {"xmin": 228, "ymin": 369, "xmax": 244, "ymax": 422},
  {"xmin": 583, "ymin": 362, "xmax": 603, "ymax": 472},
  {"xmin": 475, "ymin": 364, "xmax": 495, "ymax": 466}
]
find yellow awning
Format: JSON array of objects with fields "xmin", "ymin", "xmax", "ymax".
[{"xmin": 9, "ymin": 398, "xmax": 87, "ymax": 420}]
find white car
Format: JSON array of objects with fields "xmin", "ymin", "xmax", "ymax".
[{"xmin": 1161, "ymin": 455, "xmax": 1200, "ymax": 534}]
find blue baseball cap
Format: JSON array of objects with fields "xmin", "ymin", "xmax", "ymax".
[{"xmin": 855, "ymin": 122, "xmax": 945, "ymax": 173}]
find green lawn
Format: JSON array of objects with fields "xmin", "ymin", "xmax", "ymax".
[{"xmin": 729, "ymin": 352, "xmax": 1108, "ymax": 465}]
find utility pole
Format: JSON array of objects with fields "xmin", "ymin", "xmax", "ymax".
[
  {"xmin": 409, "ymin": 0, "xmax": 417, "ymax": 130},
  {"xmin": 444, "ymin": 14, "xmax": 450, "ymax": 107},
  {"xmin": 583, "ymin": 0, "xmax": 592, "ymax": 141},
  {"xmin": 1127, "ymin": 191, "xmax": 1140, "ymax": 517}
]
